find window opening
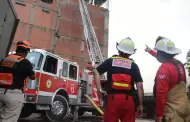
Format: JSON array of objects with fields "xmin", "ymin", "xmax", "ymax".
[
  {"xmin": 41, "ymin": 0, "xmax": 53, "ymax": 4},
  {"xmin": 69, "ymin": 65, "xmax": 77, "ymax": 80},
  {"xmin": 26, "ymin": 52, "xmax": 43, "ymax": 70},
  {"xmin": 15, "ymin": 0, "xmax": 26, "ymax": 6},
  {"xmin": 43, "ymin": 56, "xmax": 58, "ymax": 74},
  {"xmin": 62, "ymin": 62, "xmax": 68, "ymax": 77}
]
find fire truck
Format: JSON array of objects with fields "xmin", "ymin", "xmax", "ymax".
[{"xmin": 9, "ymin": 48, "xmax": 102, "ymax": 122}]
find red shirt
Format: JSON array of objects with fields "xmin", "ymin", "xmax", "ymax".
[{"xmin": 148, "ymin": 50, "xmax": 186, "ymax": 117}]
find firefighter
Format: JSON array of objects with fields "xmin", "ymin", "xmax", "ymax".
[
  {"xmin": 0, "ymin": 40, "xmax": 35, "ymax": 122},
  {"xmin": 93, "ymin": 37, "xmax": 144, "ymax": 122},
  {"xmin": 145, "ymin": 36, "xmax": 190, "ymax": 96},
  {"xmin": 147, "ymin": 38, "xmax": 190, "ymax": 122}
]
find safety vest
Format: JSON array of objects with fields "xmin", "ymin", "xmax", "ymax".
[
  {"xmin": 110, "ymin": 56, "xmax": 134, "ymax": 91},
  {"xmin": 0, "ymin": 55, "xmax": 24, "ymax": 86}
]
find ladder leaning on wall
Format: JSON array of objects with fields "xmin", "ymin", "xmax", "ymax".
[{"xmin": 79, "ymin": 0, "xmax": 107, "ymax": 80}]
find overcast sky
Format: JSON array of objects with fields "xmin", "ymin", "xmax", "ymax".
[{"xmin": 103, "ymin": 0, "xmax": 190, "ymax": 92}]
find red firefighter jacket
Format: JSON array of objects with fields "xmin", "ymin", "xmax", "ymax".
[{"xmin": 148, "ymin": 49, "xmax": 186, "ymax": 117}]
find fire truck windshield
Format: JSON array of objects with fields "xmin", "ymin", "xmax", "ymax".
[{"xmin": 26, "ymin": 51, "xmax": 43, "ymax": 70}]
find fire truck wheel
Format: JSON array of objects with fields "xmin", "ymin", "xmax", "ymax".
[{"xmin": 45, "ymin": 95, "xmax": 69, "ymax": 122}]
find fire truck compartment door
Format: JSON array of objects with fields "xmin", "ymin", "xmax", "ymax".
[{"xmin": 86, "ymin": 74, "xmax": 93, "ymax": 97}]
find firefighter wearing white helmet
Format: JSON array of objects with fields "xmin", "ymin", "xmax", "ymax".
[
  {"xmin": 145, "ymin": 37, "xmax": 190, "ymax": 122},
  {"xmin": 116, "ymin": 37, "xmax": 136, "ymax": 54},
  {"xmin": 154, "ymin": 38, "xmax": 181, "ymax": 54},
  {"xmin": 93, "ymin": 37, "xmax": 144, "ymax": 122}
]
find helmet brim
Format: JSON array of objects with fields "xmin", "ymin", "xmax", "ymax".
[
  {"xmin": 116, "ymin": 45, "xmax": 136, "ymax": 54},
  {"xmin": 154, "ymin": 47, "xmax": 182, "ymax": 55}
]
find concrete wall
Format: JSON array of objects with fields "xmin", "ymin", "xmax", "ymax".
[{"xmin": 10, "ymin": 0, "xmax": 109, "ymax": 71}]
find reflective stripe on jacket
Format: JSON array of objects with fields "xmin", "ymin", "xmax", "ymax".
[
  {"xmin": 111, "ymin": 56, "xmax": 133, "ymax": 91},
  {"xmin": 0, "ymin": 55, "xmax": 24, "ymax": 86}
]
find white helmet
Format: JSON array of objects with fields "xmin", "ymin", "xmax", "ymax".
[
  {"xmin": 116, "ymin": 37, "xmax": 136, "ymax": 54},
  {"xmin": 154, "ymin": 38, "xmax": 181, "ymax": 55}
]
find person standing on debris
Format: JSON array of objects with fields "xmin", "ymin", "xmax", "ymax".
[
  {"xmin": 0, "ymin": 40, "xmax": 35, "ymax": 122},
  {"xmin": 145, "ymin": 37, "xmax": 190, "ymax": 122},
  {"xmin": 93, "ymin": 37, "xmax": 144, "ymax": 122}
]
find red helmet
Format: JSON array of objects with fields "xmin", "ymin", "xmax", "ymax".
[{"xmin": 17, "ymin": 40, "xmax": 30, "ymax": 49}]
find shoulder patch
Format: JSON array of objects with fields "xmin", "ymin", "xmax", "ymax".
[
  {"xmin": 112, "ymin": 59, "xmax": 132, "ymax": 69},
  {"xmin": 157, "ymin": 74, "xmax": 166, "ymax": 79}
]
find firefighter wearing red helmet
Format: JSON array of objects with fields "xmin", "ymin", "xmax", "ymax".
[
  {"xmin": 0, "ymin": 40, "xmax": 35, "ymax": 122},
  {"xmin": 93, "ymin": 37, "xmax": 144, "ymax": 122},
  {"xmin": 145, "ymin": 37, "xmax": 190, "ymax": 122}
]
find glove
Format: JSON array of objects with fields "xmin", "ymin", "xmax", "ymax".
[{"xmin": 145, "ymin": 44, "xmax": 151, "ymax": 52}]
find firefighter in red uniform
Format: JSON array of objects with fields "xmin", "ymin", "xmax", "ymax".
[
  {"xmin": 0, "ymin": 40, "xmax": 35, "ymax": 122},
  {"xmin": 145, "ymin": 37, "xmax": 190, "ymax": 122},
  {"xmin": 93, "ymin": 37, "xmax": 144, "ymax": 122}
]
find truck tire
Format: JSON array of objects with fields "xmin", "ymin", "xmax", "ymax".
[{"xmin": 45, "ymin": 95, "xmax": 69, "ymax": 122}]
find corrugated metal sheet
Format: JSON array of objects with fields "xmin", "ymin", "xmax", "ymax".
[{"xmin": 10, "ymin": 0, "xmax": 109, "ymax": 71}]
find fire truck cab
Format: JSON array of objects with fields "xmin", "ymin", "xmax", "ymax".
[{"xmin": 10, "ymin": 49, "xmax": 103, "ymax": 121}]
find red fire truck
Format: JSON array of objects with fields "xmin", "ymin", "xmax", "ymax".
[{"xmin": 10, "ymin": 49, "xmax": 103, "ymax": 121}]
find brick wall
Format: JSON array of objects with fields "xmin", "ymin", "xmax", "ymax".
[{"xmin": 10, "ymin": 0, "xmax": 109, "ymax": 71}]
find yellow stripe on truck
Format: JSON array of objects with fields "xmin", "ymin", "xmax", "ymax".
[{"xmin": 113, "ymin": 82, "xmax": 129, "ymax": 87}]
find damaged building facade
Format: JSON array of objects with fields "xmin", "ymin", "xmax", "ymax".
[{"xmin": 10, "ymin": 0, "xmax": 109, "ymax": 71}]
